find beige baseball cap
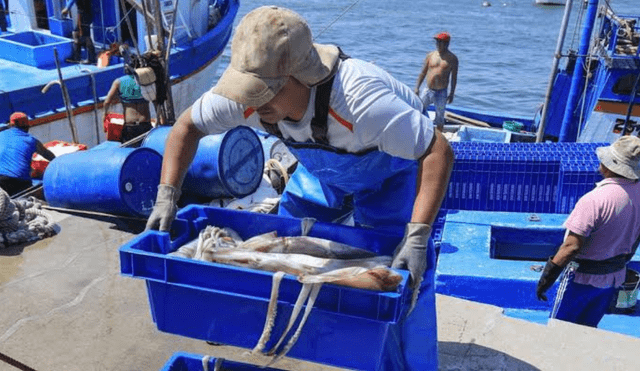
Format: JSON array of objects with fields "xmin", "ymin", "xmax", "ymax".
[
  {"xmin": 596, "ymin": 135, "xmax": 640, "ymax": 180},
  {"xmin": 212, "ymin": 6, "xmax": 340, "ymax": 107}
]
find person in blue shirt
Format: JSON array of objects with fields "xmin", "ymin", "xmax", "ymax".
[
  {"xmin": 0, "ymin": 113, "xmax": 56, "ymax": 196},
  {"xmin": 62, "ymin": 0, "xmax": 96, "ymax": 64}
]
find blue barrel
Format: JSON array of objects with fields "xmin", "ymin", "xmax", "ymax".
[
  {"xmin": 142, "ymin": 126, "xmax": 264, "ymax": 198},
  {"xmin": 43, "ymin": 146, "xmax": 162, "ymax": 217}
]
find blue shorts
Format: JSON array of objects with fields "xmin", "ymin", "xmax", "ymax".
[
  {"xmin": 550, "ymin": 263, "xmax": 617, "ymax": 327},
  {"xmin": 419, "ymin": 88, "xmax": 447, "ymax": 128}
]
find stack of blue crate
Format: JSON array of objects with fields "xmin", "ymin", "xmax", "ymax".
[{"xmin": 444, "ymin": 142, "xmax": 606, "ymax": 213}]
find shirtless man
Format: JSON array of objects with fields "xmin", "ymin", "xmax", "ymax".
[
  {"xmin": 103, "ymin": 62, "xmax": 153, "ymax": 143},
  {"xmin": 415, "ymin": 32, "xmax": 458, "ymax": 130}
]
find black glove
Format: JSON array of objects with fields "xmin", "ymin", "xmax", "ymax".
[{"xmin": 536, "ymin": 257, "xmax": 563, "ymax": 301}]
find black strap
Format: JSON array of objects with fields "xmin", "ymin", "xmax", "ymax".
[
  {"xmin": 309, "ymin": 75, "xmax": 335, "ymax": 145},
  {"xmin": 575, "ymin": 254, "xmax": 629, "ymax": 275}
]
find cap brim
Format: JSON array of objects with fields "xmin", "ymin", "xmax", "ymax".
[{"xmin": 212, "ymin": 66, "xmax": 288, "ymax": 107}]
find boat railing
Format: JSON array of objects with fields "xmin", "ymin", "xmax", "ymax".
[{"xmin": 603, "ymin": 10, "xmax": 640, "ymax": 59}]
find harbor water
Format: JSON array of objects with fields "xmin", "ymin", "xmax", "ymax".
[{"xmin": 202, "ymin": 0, "xmax": 635, "ymax": 118}]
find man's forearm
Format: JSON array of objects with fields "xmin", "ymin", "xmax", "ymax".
[
  {"xmin": 551, "ymin": 232, "xmax": 584, "ymax": 267},
  {"xmin": 160, "ymin": 107, "xmax": 204, "ymax": 188},
  {"xmin": 410, "ymin": 131, "xmax": 454, "ymax": 225}
]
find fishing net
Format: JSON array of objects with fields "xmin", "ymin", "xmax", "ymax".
[{"xmin": 0, "ymin": 187, "xmax": 57, "ymax": 248}]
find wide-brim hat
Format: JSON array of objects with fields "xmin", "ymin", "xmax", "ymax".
[
  {"xmin": 213, "ymin": 6, "xmax": 340, "ymax": 108},
  {"xmin": 596, "ymin": 136, "xmax": 640, "ymax": 180}
]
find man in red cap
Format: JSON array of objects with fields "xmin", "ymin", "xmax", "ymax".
[
  {"xmin": 0, "ymin": 112, "xmax": 56, "ymax": 195},
  {"xmin": 415, "ymin": 31, "xmax": 458, "ymax": 131}
]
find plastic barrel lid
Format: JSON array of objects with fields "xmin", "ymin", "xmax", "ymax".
[
  {"xmin": 218, "ymin": 126, "xmax": 264, "ymax": 197},
  {"xmin": 119, "ymin": 147, "xmax": 163, "ymax": 217}
]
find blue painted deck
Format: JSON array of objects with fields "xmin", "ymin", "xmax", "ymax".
[{"xmin": 435, "ymin": 209, "xmax": 640, "ymax": 338}]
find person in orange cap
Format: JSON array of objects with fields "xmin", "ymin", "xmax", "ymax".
[
  {"xmin": 415, "ymin": 31, "xmax": 458, "ymax": 131},
  {"xmin": 0, "ymin": 112, "xmax": 56, "ymax": 195}
]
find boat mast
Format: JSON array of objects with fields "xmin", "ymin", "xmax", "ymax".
[
  {"xmin": 558, "ymin": 0, "xmax": 600, "ymax": 142},
  {"xmin": 536, "ymin": 0, "xmax": 575, "ymax": 143}
]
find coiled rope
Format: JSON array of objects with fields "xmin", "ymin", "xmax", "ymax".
[{"xmin": 0, "ymin": 188, "xmax": 57, "ymax": 249}]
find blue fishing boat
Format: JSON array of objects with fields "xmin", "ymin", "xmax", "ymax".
[
  {"xmin": 431, "ymin": 0, "xmax": 640, "ymax": 339},
  {"xmin": 0, "ymin": 0, "xmax": 238, "ymax": 146}
]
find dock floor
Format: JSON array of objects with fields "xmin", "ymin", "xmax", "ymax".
[{"xmin": 1, "ymin": 209, "xmax": 638, "ymax": 371}]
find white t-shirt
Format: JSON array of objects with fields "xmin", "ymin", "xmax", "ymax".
[{"xmin": 191, "ymin": 58, "xmax": 434, "ymax": 160}]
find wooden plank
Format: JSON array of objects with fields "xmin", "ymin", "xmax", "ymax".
[{"xmin": 445, "ymin": 111, "xmax": 492, "ymax": 127}]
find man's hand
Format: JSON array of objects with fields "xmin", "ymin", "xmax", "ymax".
[
  {"xmin": 447, "ymin": 94, "xmax": 454, "ymax": 104},
  {"xmin": 61, "ymin": 7, "xmax": 69, "ymax": 17},
  {"xmin": 536, "ymin": 257, "xmax": 564, "ymax": 301},
  {"xmin": 145, "ymin": 184, "xmax": 181, "ymax": 232},
  {"xmin": 391, "ymin": 223, "xmax": 431, "ymax": 290}
]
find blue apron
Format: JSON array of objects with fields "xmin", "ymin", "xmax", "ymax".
[{"xmin": 266, "ymin": 70, "xmax": 438, "ymax": 369}]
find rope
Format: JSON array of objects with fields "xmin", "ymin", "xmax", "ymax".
[
  {"xmin": 314, "ymin": 0, "xmax": 364, "ymax": 41},
  {"xmin": 265, "ymin": 158, "xmax": 289, "ymax": 185},
  {"xmin": 0, "ymin": 188, "xmax": 57, "ymax": 249}
]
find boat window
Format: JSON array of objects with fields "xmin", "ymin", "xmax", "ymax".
[{"xmin": 612, "ymin": 74, "xmax": 638, "ymax": 95}]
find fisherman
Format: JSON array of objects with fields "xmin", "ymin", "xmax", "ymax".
[
  {"xmin": 536, "ymin": 136, "xmax": 640, "ymax": 327},
  {"xmin": 62, "ymin": 0, "xmax": 96, "ymax": 64},
  {"xmin": 145, "ymin": 6, "xmax": 453, "ymax": 369},
  {"xmin": 102, "ymin": 54, "xmax": 154, "ymax": 143},
  {"xmin": 414, "ymin": 31, "xmax": 458, "ymax": 131},
  {"xmin": 0, "ymin": 112, "xmax": 56, "ymax": 196}
]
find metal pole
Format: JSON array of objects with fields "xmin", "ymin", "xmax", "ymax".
[
  {"xmin": 81, "ymin": 68, "xmax": 101, "ymax": 144},
  {"xmin": 119, "ymin": 0, "xmax": 141, "ymax": 55},
  {"xmin": 536, "ymin": 0, "xmax": 575, "ymax": 143},
  {"xmin": 152, "ymin": 0, "xmax": 165, "ymax": 52},
  {"xmin": 164, "ymin": 0, "xmax": 178, "ymax": 61},
  {"xmin": 140, "ymin": 0, "xmax": 154, "ymax": 50},
  {"xmin": 161, "ymin": 0, "xmax": 178, "ymax": 123},
  {"xmin": 152, "ymin": 0, "xmax": 173, "ymax": 123},
  {"xmin": 99, "ymin": 0, "xmax": 106, "ymax": 49},
  {"xmin": 52, "ymin": 47, "xmax": 79, "ymax": 143},
  {"xmin": 558, "ymin": 0, "xmax": 600, "ymax": 142}
]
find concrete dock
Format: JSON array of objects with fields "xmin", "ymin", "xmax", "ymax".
[{"xmin": 1, "ymin": 209, "xmax": 638, "ymax": 371}]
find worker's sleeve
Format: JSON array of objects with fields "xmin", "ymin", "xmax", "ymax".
[
  {"xmin": 190, "ymin": 89, "xmax": 260, "ymax": 135},
  {"xmin": 335, "ymin": 65, "xmax": 434, "ymax": 160},
  {"xmin": 563, "ymin": 193, "xmax": 597, "ymax": 238}
]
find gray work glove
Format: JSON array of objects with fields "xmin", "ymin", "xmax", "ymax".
[
  {"xmin": 145, "ymin": 184, "xmax": 181, "ymax": 232},
  {"xmin": 391, "ymin": 223, "xmax": 431, "ymax": 315}
]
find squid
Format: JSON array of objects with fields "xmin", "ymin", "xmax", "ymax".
[{"xmin": 170, "ymin": 221, "xmax": 405, "ymax": 367}]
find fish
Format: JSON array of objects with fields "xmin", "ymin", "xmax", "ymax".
[{"xmin": 171, "ymin": 223, "xmax": 405, "ymax": 366}]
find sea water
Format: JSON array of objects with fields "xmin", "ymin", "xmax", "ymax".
[{"xmin": 208, "ymin": 0, "xmax": 636, "ymax": 117}]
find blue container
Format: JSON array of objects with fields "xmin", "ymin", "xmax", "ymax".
[
  {"xmin": 160, "ymin": 352, "xmax": 285, "ymax": 371},
  {"xmin": 43, "ymin": 146, "xmax": 162, "ymax": 217},
  {"xmin": 48, "ymin": 17, "xmax": 73, "ymax": 38},
  {"xmin": 119, "ymin": 205, "xmax": 435, "ymax": 371},
  {"xmin": 142, "ymin": 126, "xmax": 264, "ymax": 199},
  {"xmin": 0, "ymin": 31, "xmax": 73, "ymax": 68}
]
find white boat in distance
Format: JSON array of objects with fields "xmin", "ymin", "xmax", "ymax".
[{"xmin": 535, "ymin": 0, "xmax": 566, "ymax": 5}]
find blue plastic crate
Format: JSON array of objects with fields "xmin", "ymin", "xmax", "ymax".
[
  {"xmin": 160, "ymin": 352, "xmax": 285, "ymax": 371},
  {"xmin": 120, "ymin": 205, "xmax": 432, "ymax": 371}
]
